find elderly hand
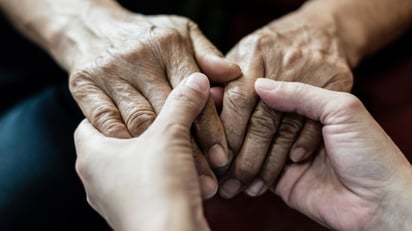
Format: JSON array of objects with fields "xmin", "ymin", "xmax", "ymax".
[
  {"xmin": 219, "ymin": 8, "xmax": 353, "ymax": 198},
  {"xmin": 75, "ymin": 73, "xmax": 212, "ymax": 231},
  {"xmin": 52, "ymin": 1, "xmax": 241, "ymax": 198},
  {"xmin": 255, "ymin": 79, "xmax": 412, "ymax": 230}
]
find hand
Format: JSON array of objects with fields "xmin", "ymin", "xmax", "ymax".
[
  {"xmin": 219, "ymin": 9, "xmax": 353, "ymax": 198},
  {"xmin": 56, "ymin": 1, "xmax": 241, "ymax": 198},
  {"xmin": 255, "ymin": 79, "xmax": 412, "ymax": 230},
  {"xmin": 75, "ymin": 73, "xmax": 212, "ymax": 231}
]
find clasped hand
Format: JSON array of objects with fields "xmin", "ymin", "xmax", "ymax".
[
  {"xmin": 75, "ymin": 74, "xmax": 412, "ymax": 231},
  {"xmin": 65, "ymin": 2, "xmax": 354, "ymax": 200}
]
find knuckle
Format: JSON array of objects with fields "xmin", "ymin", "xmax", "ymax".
[
  {"xmin": 292, "ymin": 82, "xmax": 311, "ymax": 99},
  {"xmin": 233, "ymin": 159, "xmax": 260, "ymax": 182},
  {"xmin": 339, "ymin": 93, "xmax": 364, "ymax": 113},
  {"xmin": 169, "ymin": 15, "xmax": 191, "ymax": 24},
  {"xmin": 310, "ymin": 51, "xmax": 325, "ymax": 66},
  {"xmin": 186, "ymin": 19, "xmax": 199, "ymax": 31},
  {"xmin": 240, "ymin": 32, "xmax": 272, "ymax": 52},
  {"xmin": 126, "ymin": 109, "xmax": 156, "ymax": 136},
  {"xmin": 326, "ymin": 60, "xmax": 354, "ymax": 92},
  {"xmin": 154, "ymin": 27, "xmax": 183, "ymax": 46},
  {"xmin": 92, "ymin": 105, "xmax": 125, "ymax": 137},
  {"xmin": 225, "ymin": 84, "xmax": 255, "ymax": 111},
  {"xmin": 277, "ymin": 115, "xmax": 303, "ymax": 141},
  {"xmin": 282, "ymin": 47, "xmax": 303, "ymax": 67},
  {"xmin": 69, "ymin": 70, "xmax": 97, "ymax": 97},
  {"xmin": 248, "ymin": 106, "xmax": 278, "ymax": 139}
]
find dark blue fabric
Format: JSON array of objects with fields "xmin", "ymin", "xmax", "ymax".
[{"xmin": 0, "ymin": 83, "xmax": 106, "ymax": 230}]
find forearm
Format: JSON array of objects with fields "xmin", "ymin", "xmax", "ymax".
[
  {"xmin": 0, "ymin": 0, "xmax": 126, "ymax": 71},
  {"xmin": 301, "ymin": 0, "xmax": 412, "ymax": 67}
]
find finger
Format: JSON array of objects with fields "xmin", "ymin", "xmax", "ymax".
[
  {"xmin": 193, "ymin": 96, "xmax": 231, "ymax": 169},
  {"xmin": 254, "ymin": 78, "xmax": 355, "ymax": 125},
  {"xmin": 221, "ymin": 70, "xmax": 262, "ymax": 156},
  {"xmin": 104, "ymin": 79, "xmax": 156, "ymax": 137},
  {"xmin": 69, "ymin": 76, "xmax": 131, "ymax": 138},
  {"xmin": 189, "ymin": 22, "xmax": 241, "ymax": 83},
  {"xmin": 210, "ymin": 86, "xmax": 223, "ymax": 113},
  {"xmin": 167, "ymin": 47, "xmax": 231, "ymax": 170},
  {"xmin": 257, "ymin": 113, "xmax": 304, "ymax": 192},
  {"xmin": 74, "ymin": 119, "xmax": 107, "ymax": 157},
  {"xmin": 74, "ymin": 119, "xmax": 119, "ymax": 179},
  {"xmin": 126, "ymin": 70, "xmax": 173, "ymax": 115},
  {"xmin": 154, "ymin": 72, "xmax": 210, "ymax": 130},
  {"xmin": 191, "ymin": 138, "xmax": 218, "ymax": 199},
  {"xmin": 290, "ymin": 119, "xmax": 322, "ymax": 162},
  {"xmin": 219, "ymin": 101, "xmax": 280, "ymax": 198}
]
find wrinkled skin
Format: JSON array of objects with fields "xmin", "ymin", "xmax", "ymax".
[
  {"xmin": 254, "ymin": 80, "xmax": 412, "ymax": 231},
  {"xmin": 74, "ymin": 74, "xmax": 212, "ymax": 230},
  {"xmin": 219, "ymin": 12, "xmax": 353, "ymax": 198},
  {"xmin": 66, "ymin": 6, "xmax": 241, "ymax": 198}
]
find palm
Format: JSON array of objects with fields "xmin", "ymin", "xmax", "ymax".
[{"xmin": 275, "ymin": 116, "xmax": 402, "ymax": 230}]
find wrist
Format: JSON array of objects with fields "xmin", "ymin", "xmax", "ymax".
[
  {"xmin": 119, "ymin": 195, "xmax": 208, "ymax": 231},
  {"xmin": 295, "ymin": 0, "xmax": 362, "ymax": 68},
  {"xmin": 366, "ymin": 165, "xmax": 412, "ymax": 230},
  {"xmin": 48, "ymin": 0, "xmax": 130, "ymax": 72},
  {"xmin": 301, "ymin": 0, "xmax": 412, "ymax": 68},
  {"xmin": 265, "ymin": 2, "xmax": 349, "ymax": 64}
]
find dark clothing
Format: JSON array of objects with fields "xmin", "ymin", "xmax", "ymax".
[{"xmin": 0, "ymin": 83, "xmax": 105, "ymax": 229}]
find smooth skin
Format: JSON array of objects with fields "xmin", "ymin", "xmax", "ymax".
[{"xmin": 76, "ymin": 76, "xmax": 412, "ymax": 231}]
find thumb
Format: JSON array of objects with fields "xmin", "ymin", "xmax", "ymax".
[
  {"xmin": 154, "ymin": 72, "xmax": 210, "ymax": 131},
  {"xmin": 254, "ymin": 78, "xmax": 361, "ymax": 125},
  {"xmin": 189, "ymin": 22, "xmax": 241, "ymax": 83},
  {"xmin": 74, "ymin": 119, "xmax": 111, "ymax": 157}
]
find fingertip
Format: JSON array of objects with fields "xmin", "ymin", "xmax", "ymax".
[
  {"xmin": 201, "ymin": 55, "xmax": 242, "ymax": 83},
  {"xmin": 208, "ymin": 144, "xmax": 228, "ymax": 168},
  {"xmin": 200, "ymin": 175, "xmax": 218, "ymax": 199},
  {"xmin": 155, "ymin": 72, "xmax": 210, "ymax": 131},
  {"xmin": 184, "ymin": 72, "xmax": 210, "ymax": 95},
  {"xmin": 255, "ymin": 78, "xmax": 280, "ymax": 93},
  {"xmin": 219, "ymin": 179, "xmax": 241, "ymax": 199},
  {"xmin": 290, "ymin": 147, "xmax": 307, "ymax": 163}
]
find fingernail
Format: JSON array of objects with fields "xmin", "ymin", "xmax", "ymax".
[
  {"xmin": 255, "ymin": 78, "xmax": 280, "ymax": 91},
  {"xmin": 245, "ymin": 179, "xmax": 266, "ymax": 197},
  {"xmin": 185, "ymin": 73, "xmax": 209, "ymax": 93},
  {"xmin": 214, "ymin": 149, "xmax": 233, "ymax": 176},
  {"xmin": 208, "ymin": 144, "xmax": 228, "ymax": 168},
  {"xmin": 199, "ymin": 175, "xmax": 217, "ymax": 199},
  {"xmin": 291, "ymin": 147, "xmax": 306, "ymax": 162},
  {"xmin": 220, "ymin": 179, "xmax": 241, "ymax": 199}
]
